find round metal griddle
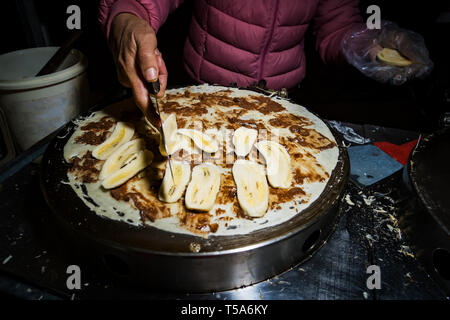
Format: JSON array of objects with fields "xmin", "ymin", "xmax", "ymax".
[
  {"xmin": 40, "ymin": 91, "xmax": 349, "ymax": 293},
  {"xmin": 401, "ymin": 128, "xmax": 450, "ymax": 294}
]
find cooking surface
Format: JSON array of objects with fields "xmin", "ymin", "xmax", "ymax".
[
  {"xmin": 410, "ymin": 129, "xmax": 450, "ymax": 232},
  {"xmin": 54, "ymin": 88, "xmax": 341, "ymax": 242},
  {"xmin": 0, "ymin": 121, "xmax": 447, "ymax": 300}
]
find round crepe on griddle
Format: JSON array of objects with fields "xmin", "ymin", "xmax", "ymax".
[{"xmin": 63, "ymin": 84, "xmax": 339, "ymax": 238}]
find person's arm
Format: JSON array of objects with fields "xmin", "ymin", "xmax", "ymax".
[
  {"xmin": 99, "ymin": 0, "xmax": 183, "ymax": 39},
  {"xmin": 98, "ymin": 0, "xmax": 183, "ymax": 119},
  {"xmin": 312, "ymin": 0, "xmax": 363, "ymax": 64}
]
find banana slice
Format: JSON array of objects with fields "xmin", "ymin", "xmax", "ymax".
[
  {"xmin": 99, "ymin": 138, "xmax": 145, "ymax": 180},
  {"xmin": 377, "ymin": 48, "xmax": 412, "ymax": 67},
  {"xmin": 232, "ymin": 159, "xmax": 269, "ymax": 218},
  {"xmin": 92, "ymin": 122, "xmax": 135, "ymax": 160},
  {"xmin": 255, "ymin": 140, "xmax": 292, "ymax": 188},
  {"xmin": 177, "ymin": 129, "xmax": 219, "ymax": 153},
  {"xmin": 159, "ymin": 113, "xmax": 178, "ymax": 156},
  {"xmin": 158, "ymin": 114, "xmax": 198, "ymax": 156},
  {"xmin": 232, "ymin": 127, "xmax": 258, "ymax": 157},
  {"xmin": 159, "ymin": 133, "xmax": 196, "ymax": 156},
  {"xmin": 185, "ymin": 163, "xmax": 221, "ymax": 211},
  {"xmin": 158, "ymin": 160, "xmax": 191, "ymax": 203},
  {"xmin": 102, "ymin": 149, "xmax": 153, "ymax": 189}
]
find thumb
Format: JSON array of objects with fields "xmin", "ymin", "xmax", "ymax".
[{"xmin": 136, "ymin": 32, "xmax": 159, "ymax": 82}]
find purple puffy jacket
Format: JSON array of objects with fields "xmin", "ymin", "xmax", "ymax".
[{"xmin": 99, "ymin": 0, "xmax": 362, "ymax": 89}]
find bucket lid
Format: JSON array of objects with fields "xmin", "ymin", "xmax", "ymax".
[{"xmin": 0, "ymin": 47, "xmax": 87, "ymax": 91}]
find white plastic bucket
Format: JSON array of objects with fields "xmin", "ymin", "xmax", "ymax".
[{"xmin": 0, "ymin": 47, "xmax": 89, "ymax": 151}]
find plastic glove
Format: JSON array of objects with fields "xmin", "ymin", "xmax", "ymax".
[{"xmin": 342, "ymin": 21, "xmax": 433, "ymax": 85}]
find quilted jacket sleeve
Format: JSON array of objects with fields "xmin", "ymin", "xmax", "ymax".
[
  {"xmin": 98, "ymin": 0, "xmax": 184, "ymax": 39},
  {"xmin": 312, "ymin": 0, "xmax": 364, "ymax": 63}
]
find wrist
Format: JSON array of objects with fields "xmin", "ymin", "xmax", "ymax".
[
  {"xmin": 110, "ymin": 12, "xmax": 154, "ymax": 48},
  {"xmin": 104, "ymin": 0, "xmax": 150, "ymax": 39},
  {"xmin": 111, "ymin": 13, "xmax": 140, "ymax": 37},
  {"xmin": 113, "ymin": 12, "xmax": 139, "ymax": 27}
]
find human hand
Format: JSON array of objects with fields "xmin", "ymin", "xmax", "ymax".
[{"xmin": 110, "ymin": 13, "xmax": 167, "ymax": 124}]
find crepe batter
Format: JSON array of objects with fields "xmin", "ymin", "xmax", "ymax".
[{"xmin": 63, "ymin": 85, "xmax": 339, "ymax": 237}]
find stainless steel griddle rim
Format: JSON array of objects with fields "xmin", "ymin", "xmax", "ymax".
[
  {"xmin": 268, "ymin": 200, "xmax": 346, "ymax": 282},
  {"xmin": 42, "ymin": 145, "xmax": 348, "ymax": 259},
  {"xmin": 47, "ymin": 201, "xmax": 344, "ymax": 259},
  {"xmin": 66, "ymin": 220, "xmax": 315, "ymax": 258},
  {"xmin": 43, "ymin": 123, "xmax": 347, "ymax": 257},
  {"xmin": 133, "ymin": 200, "xmax": 342, "ymax": 258},
  {"xmin": 40, "ymin": 85, "xmax": 348, "ymax": 257}
]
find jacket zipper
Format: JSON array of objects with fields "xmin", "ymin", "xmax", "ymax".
[{"xmin": 259, "ymin": 0, "xmax": 279, "ymax": 81}]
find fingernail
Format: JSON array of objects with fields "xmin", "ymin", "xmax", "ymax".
[
  {"xmin": 155, "ymin": 48, "xmax": 161, "ymax": 56},
  {"xmin": 145, "ymin": 67, "xmax": 158, "ymax": 81}
]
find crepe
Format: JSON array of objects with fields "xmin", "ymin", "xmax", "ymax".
[{"xmin": 63, "ymin": 84, "xmax": 339, "ymax": 237}]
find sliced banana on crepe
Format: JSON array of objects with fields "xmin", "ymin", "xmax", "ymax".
[
  {"xmin": 232, "ymin": 127, "xmax": 258, "ymax": 157},
  {"xmin": 255, "ymin": 140, "xmax": 292, "ymax": 188},
  {"xmin": 158, "ymin": 114, "xmax": 199, "ymax": 156},
  {"xmin": 158, "ymin": 160, "xmax": 191, "ymax": 203},
  {"xmin": 92, "ymin": 122, "xmax": 135, "ymax": 160},
  {"xmin": 185, "ymin": 163, "xmax": 221, "ymax": 211},
  {"xmin": 102, "ymin": 149, "xmax": 153, "ymax": 189},
  {"xmin": 377, "ymin": 48, "xmax": 413, "ymax": 67},
  {"xmin": 99, "ymin": 138, "xmax": 145, "ymax": 180},
  {"xmin": 159, "ymin": 132, "xmax": 196, "ymax": 156},
  {"xmin": 232, "ymin": 159, "xmax": 269, "ymax": 218},
  {"xmin": 158, "ymin": 113, "xmax": 178, "ymax": 156},
  {"xmin": 177, "ymin": 129, "xmax": 219, "ymax": 153}
]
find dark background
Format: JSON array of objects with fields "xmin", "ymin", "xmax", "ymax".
[{"xmin": 1, "ymin": 0, "xmax": 449, "ymax": 132}]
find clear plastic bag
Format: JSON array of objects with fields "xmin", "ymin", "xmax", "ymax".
[{"xmin": 342, "ymin": 21, "xmax": 433, "ymax": 85}]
